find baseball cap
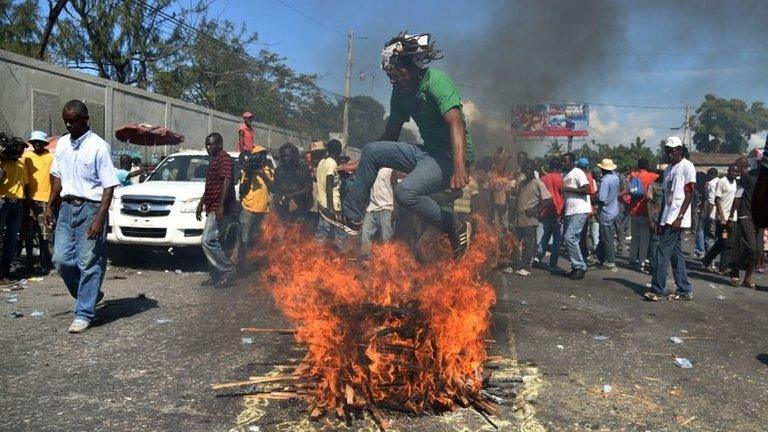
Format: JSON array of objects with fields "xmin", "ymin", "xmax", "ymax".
[
  {"xmin": 28, "ymin": 130, "xmax": 49, "ymax": 143},
  {"xmin": 577, "ymin": 157, "xmax": 589, "ymax": 168},
  {"xmin": 664, "ymin": 136, "xmax": 683, "ymax": 148},
  {"xmin": 242, "ymin": 111, "xmax": 253, "ymax": 118}
]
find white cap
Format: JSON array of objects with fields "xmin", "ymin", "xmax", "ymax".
[
  {"xmin": 28, "ymin": 130, "xmax": 49, "ymax": 143},
  {"xmin": 664, "ymin": 136, "xmax": 683, "ymax": 148}
]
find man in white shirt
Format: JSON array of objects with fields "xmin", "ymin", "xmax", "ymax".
[
  {"xmin": 360, "ymin": 168, "xmax": 395, "ymax": 259},
  {"xmin": 702, "ymin": 164, "xmax": 739, "ymax": 273},
  {"xmin": 695, "ymin": 168, "xmax": 719, "ymax": 258},
  {"xmin": 560, "ymin": 152, "xmax": 591, "ymax": 280},
  {"xmin": 645, "ymin": 137, "xmax": 696, "ymax": 301},
  {"xmin": 44, "ymin": 100, "xmax": 119, "ymax": 333}
]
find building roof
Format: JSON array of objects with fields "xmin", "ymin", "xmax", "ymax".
[{"xmin": 689, "ymin": 153, "xmax": 743, "ymax": 166}]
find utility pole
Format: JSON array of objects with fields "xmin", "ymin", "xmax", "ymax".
[
  {"xmin": 683, "ymin": 105, "xmax": 690, "ymax": 146},
  {"xmin": 342, "ymin": 30, "xmax": 353, "ymax": 146}
]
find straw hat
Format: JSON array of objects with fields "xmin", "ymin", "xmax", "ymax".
[{"xmin": 597, "ymin": 158, "xmax": 617, "ymax": 171}]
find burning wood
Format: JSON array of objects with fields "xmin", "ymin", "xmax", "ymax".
[{"xmin": 216, "ymin": 215, "xmax": 501, "ymax": 426}]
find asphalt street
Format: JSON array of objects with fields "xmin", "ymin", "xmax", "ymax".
[{"xmin": 1, "ymin": 237, "xmax": 766, "ymax": 432}]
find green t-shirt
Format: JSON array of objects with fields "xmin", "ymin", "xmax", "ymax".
[{"xmin": 389, "ymin": 67, "xmax": 475, "ymax": 163}]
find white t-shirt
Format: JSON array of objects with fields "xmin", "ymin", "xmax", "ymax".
[
  {"xmin": 660, "ymin": 158, "xmax": 697, "ymax": 228},
  {"xmin": 562, "ymin": 167, "xmax": 591, "ymax": 216},
  {"xmin": 713, "ymin": 176, "xmax": 737, "ymax": 222},
  {"xmin": 705, "ymin": 177, "xmax": 718, "ymax": 219},
  {"xmin": 367, "ymin": 168, "xmax": 394, "ymax": 212}
]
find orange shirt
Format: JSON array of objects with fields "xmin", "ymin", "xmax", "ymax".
[
  {"xmin": 628, "ymin": 170, "xmax": 659, "ymax": 216},
  {"xmin": 238, "ymin": 123, "xmax": 254, "ymax": 153}
]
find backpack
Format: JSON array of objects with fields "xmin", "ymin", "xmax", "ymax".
[{"xmin": 628, "ymin": 176, "xmax": 645, "ymax": 199}]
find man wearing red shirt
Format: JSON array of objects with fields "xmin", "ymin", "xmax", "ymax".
[
  {"xmin": 536, "ymin": 157, "xmax": 564, "ymax": 271},
  {"xmin": 627, "ymin": 158, "xmax": 659, "ymax": 271},
  {"xmin": 238, "ymin": 112, "xmax": 255, "ymax": 153}
]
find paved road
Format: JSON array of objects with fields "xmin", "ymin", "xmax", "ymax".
[{"xmin": 1, "ymin": 240, "xmax": 766, "ymax": 431}]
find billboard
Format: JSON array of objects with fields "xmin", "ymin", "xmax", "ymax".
[{"xmin": 511, "ymin": 103, "xmax": 589, "ymax": 137}]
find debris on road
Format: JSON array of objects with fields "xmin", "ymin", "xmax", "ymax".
[
  {"xmin": 716, "ymin": 294, "xmax": 726, "ymax": 300},
  {"xmin": 674, "ymin": 358, "xmax": 693, "ymax": 369},
  {"xmin": 669, "ymin": 336, "xmax": 684, "ymax": 344},
  {"xmin": 28, "ymin": 277, "xmax": 44, "ymax": 282},
  {"xmin": 174, "ymin": 269, "xmax": 183, "ymax": 274},
  {"xmin": 30, "ymin": 310, "xmax": 45, "ymax": 317},
  {"xmin": 241, "ymin": 337, "xmax": 255, "ymax": 345},
  {"xmin": 556, "ymin": 345, "xmax": 564, "ymax": 350},
  {"xmin": 6, "ymin": 311, "xmax": 23, "ymax": 318},
  {"xmin": 519, "ymin": 299, "xmax": 528, "ymax": 305},
  {"xmin": 602, "ymin": 384, "xmax": 613, "ymax": 394},
  {"xmin": 155, "ymin": 318, "xmax": 173, "ymax": 324},
  {"xmin": 592, "ymin": 335, "xmax": 609, "ymax": 341}
]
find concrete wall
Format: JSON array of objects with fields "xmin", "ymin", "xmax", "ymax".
[{"xmin": 0, "ymin": 49, "xmax": 311, "ymax": 161}]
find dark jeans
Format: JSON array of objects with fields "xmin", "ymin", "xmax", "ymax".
[
  {"xmin": 650, "ymin": 226, "xmax": 693, "ymax": 295},
  {"xmin": 536, "ymin": 216, "xmax": 562, "ymax": 268},
  {"xmin": 202, "ymin": 212, "xmax": 236, "ymax": 279},
  {"xmin": 514, "ymin": 226, "xmax": 537, "ymax": 270},
  {"xmin": 342, "ymin": 141, "xmax": 460, "ymax": 234},
  {"xmin": 52, "ymin": 201, "xmax": 107, "ymax": 320},
  {"xmin": 0, "ymin": 199, "xmax": 24, "ymax": 275},
  {"xmin": 597, "ymin": 222, "xmax": 617, "ymax": 265},
  {"xmin": 703, "ymin": 221, "xmax": 736, "ymax": 271}
]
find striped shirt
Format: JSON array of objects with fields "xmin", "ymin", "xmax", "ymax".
[{"xmin": 202, "ymin": 151, "xmax": 233, "ymax": 213}]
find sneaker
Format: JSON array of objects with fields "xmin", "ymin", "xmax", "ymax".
[
  {"xmin": 598, "ymin": 263, "xmax": 618, "ymax": 272},
  {"xmin": 643, "ymin": 291, "xmax": 662, "ymax": 302},
  {"xmin": 319, "ymin": 207, "xmax": 361, "ymax": 236},
  {"xmin": 670, "ymin": 292, "xmax": 693, "ymax": 301},
  {"xmin": 569, "ymin": 269, "xmax": 586, "ymax": 280},
  {"xmin": 450, "ymin": 221, "xmax": 472, "ymax": 260},
  {"xmin": 68, "ymin": 317, "xmax": 91, "ymax": 333},
  {"xmin": 500, "ymin": 267, "xmax": 515, "ymax": 274},
  {"xmin": 214, "ymin": 273, "xmax": 236, "ymax": 288},
  {"xmin": 514, "ymin": 269, "xmax": 531, "ymax": 276}
]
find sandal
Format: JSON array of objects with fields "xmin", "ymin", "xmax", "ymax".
[
  {"xmin": 742, "ymin": 281, "xmax": 757, "ymax": 289},
  {"xmin": 729, "ymin": 277, "xmax": 741, "ymax": 287}
]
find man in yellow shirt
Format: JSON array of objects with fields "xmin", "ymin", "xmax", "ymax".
[
  {"xmin": 0, "ymin": 134, "xmax": 29, "ymax": 283},
  {"xmin": 22, "ymin": 131, "xmax": 54, "ymax": 271},
  {"xmin": 314, "ymin": 139, "xmax": 347, "ymax": 249},
  {"xmin": 237, "ymin": 145, "xmax": 273, "ymax": 268}
]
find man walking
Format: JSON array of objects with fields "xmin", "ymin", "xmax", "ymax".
[
  {"xmin": 0, "ymin": 135, "xmax": 29, "ymax": 283},
  {"xmin": 729, "ymin": 157, "xmax": 761, "ymax": 288},
  {"xmin": 22, "ymin": 131, "xmax": 54, "ymax": 272},
  {"xmin": 595, "ymin": 158, "xmax": 620, "ymax": 271},
  {"xmin": 512, "ymin": 162, "xmax": 552, "ymax": 276},
  {"xmin": 694, "ymin": 168, "xmax": 719, "ymax": 258},
  {"xmin": 45, "ymin": 100, "xmax": 119, "ymax": 333},
  {"xmin": 236, "ymin": 145, "xmax": 273, "ymax": 268},
  {"xmin": 560, "ymin": 153, "xmax": 591, "ymax": 280},
  {"xmin": 644, "ymin": 137, "xmax": 695, "ymax": 301},
  {"xmin": 319, "ymin": 32, "xmax": 474, "ymax": 259},
  {"xmin": 237, "ymin": 112, "xmax": 255, "ymax": 153},
  {"xmin": 536, "ymin": 157, "xmax": 564, "ymax": 271},
  {"xmin": 627, "ymin": 158, "xmax": 659, "ymax": 272},
  {"xmin": 196, "ymin": 133, "xmax": 237, "ymax": 287},
  {"xmin": 702, "ymin": 164, "xmax": 739, "ymax": 274}
]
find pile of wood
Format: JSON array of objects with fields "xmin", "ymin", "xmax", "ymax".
[{"xmin": 212, "ymin": 303, "xmax": 501, "ymax": 430}]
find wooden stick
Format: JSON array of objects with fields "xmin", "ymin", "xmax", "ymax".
[
  {"xmin": 212, "ymin": 375, "xmax": 302, "ymax": 389},
  {"xmin": 678, "ymin": 337, "xmax": 717, "ymax": 341},
  {"xmin": 679, "ymin": 416, "xmax": 696, "ymax": 426},
  {"xmin": 240, "ymin": 327, "xmax": 295, "ymax": 334}
]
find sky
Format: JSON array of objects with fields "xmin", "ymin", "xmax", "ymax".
[{"xmin": 178, "ymin": 0, "xmax": 768, "ymax": 155}]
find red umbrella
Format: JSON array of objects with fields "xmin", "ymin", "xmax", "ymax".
[{"xmin": 115, "ymin": 123, "xmax": 184, "ymax": 146}]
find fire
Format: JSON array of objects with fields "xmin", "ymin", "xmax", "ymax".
[{"xmin": 249, "ymin": 213, "xmax": 499, "ymax": 419}]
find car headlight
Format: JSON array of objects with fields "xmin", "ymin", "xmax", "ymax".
[{"xmin": 179, "ymin": 197, "xmax": 201, "ymax": 213}]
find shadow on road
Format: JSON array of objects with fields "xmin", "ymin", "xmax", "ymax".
[
  {"xmin": 92, "ymin": 294, "xmax": 159, "ymax": 327},
  {"xmin": 757, "ymin": 354, "xmax": 768, "ymax": 367},
  {"xmin": 604, "ymin": 277, "xmax": 647, "ymax": 297}
]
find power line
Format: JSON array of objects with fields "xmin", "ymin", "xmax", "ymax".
[{"xmin": 274, "ymin": 0, "xmax": 345, "ymax": 37}]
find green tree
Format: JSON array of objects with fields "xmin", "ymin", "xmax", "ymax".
[
  {"xmin": 54, "ymin": 0, "xmax": 186, "ymax": 88},
  {"xmin": 0, "ymin": 0, "xmax": 40, "ymax": 56},
  {"xmin": 346, "ymin": 96, "xmax": 386, "ymax": 148},
  {"xmin": 545, "ymin": 139, "xmax": 563, "ymax": 159},
  {"xmin": 692, "ymin": 94, "xmax": 768, "ymax": 154}
]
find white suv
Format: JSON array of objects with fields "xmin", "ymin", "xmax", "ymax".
[{"xmin": 107, "ymin": 150, "xmax": 240, "ymax": 251}]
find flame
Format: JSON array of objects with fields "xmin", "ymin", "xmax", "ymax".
[{"xmin": 251, "ymin": 213, "xmax": 499, "ymax": 415}]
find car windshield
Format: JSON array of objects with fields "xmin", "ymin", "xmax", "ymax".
[{"xmin": 147, "ymin": 155, "xmax": 211, "ymax": 182}]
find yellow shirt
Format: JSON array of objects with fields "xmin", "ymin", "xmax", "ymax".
[
  {"xmin": 316, "ymin": 157, "xmax": 341, "ymax": 211},
  {"xmin": 241, "ymin": 166, "xmax": 274, "ymax": 213},
  {"xmin": 22, "ymin": 150, "xmax": 53, "ymax": 202},
  {"xmin": 0, "ymin": 159, "xmax": 28, "ymax": 199}
]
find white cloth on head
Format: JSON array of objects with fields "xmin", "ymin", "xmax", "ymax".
[
  {"xmin": 367, "ymin": 168, "xmax": 394, "ymax": 212},
  {"xmin": 50, "ymin": 130, "xmax": 119, "ymax": 202},
  {"xmin": 660, "ymin": 158, "xmax": 696, "ymax": 228},
  {"xmin": 563, "ymin": 167, "xmax": 591, "ymax": 216}
]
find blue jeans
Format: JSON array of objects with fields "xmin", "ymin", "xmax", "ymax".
[
  {"xmin": 650, "ymin": 226, "xmax": 693, "ymax": 295},
  {"xmin": 361, "ymin": 209, "xmax": 393, "ymax": 258},
  {"xmin": 597, "ymin": 221, "xmax": 617, "ymax": 265},
  {"xmin": 694, "ymin": 217, "xmax": 714, "ymax": 255},
  {"xmin": 202, "ymin": 213, "xmax": 236, "ymax": 278},
  {"xmin": 0, "ymin": 199, "xmax": 23, "ymax": 274},
  {"xmin": 52, "ymin": 201, "xmax": 107, "ymax": 320},
  {"xmin": 342, "ymin": 141, "xmax": 460, "ymax": 234},
  {"xmin": 629, "ymin": 215, "xmax": 651, "ymax": 266},
  {"xmin": 536, "ymin": 216, "xmax": 562, "ymax": 268},
  {"xmin": 564, "ymin": 213, "xmax": 589, "ymax": 271}
]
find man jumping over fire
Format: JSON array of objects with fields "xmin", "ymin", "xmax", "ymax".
[{"xmin": 320, "ymin": 32, "xmax": 475, "ymax": 259}]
